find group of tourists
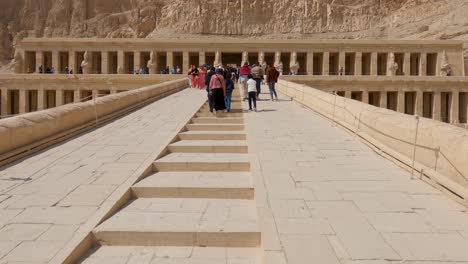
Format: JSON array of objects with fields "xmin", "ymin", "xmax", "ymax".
[
  {"xmin": 239, "ymin": 62, "xmax": 280, "ymax": 111},
  {"xmin": 189, "ymin": 62, "xmax": 280, "ymax": 113},
  {"xmin": 188, "ymin": 64, "xmax": 237, "ymax": 113}
]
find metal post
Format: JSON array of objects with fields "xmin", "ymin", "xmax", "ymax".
[
  {"xmin": 93, "ymin": 96, "xmax": 99, "ymax": 125},
  {"xmin": 357, "ymin": 112, "xmax": 363, "ymax": 132},
  {"xmin": 411, "ymin": 115, "xmax": 420, "ymax": 179},
  {"xmin": 434, "ymin": 146, "xmax": 440, "ymax": 171},
  {"xmin": 332, "ymin": 91, "xmax": 337, "ymax": 127}
]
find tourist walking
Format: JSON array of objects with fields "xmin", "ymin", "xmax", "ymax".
[
  {"xmin": 190, "ymin": 65, "xmax": 199, "ymax": 88},
  {"xmin": 266, "ymin": 65, "xmax": 280, "ymax": 101},
  {"xmin": 209, "ymin": 68, "xmax": 226, "ymax": 113},
  {"xmin": 239, "ymin": 63, "xmax": 250, "ymax": 101},
  {"xmin": 198, "ymin": 66, "xmax": 206, "ymax": 89},
  {"xmin": 247, "ymin": 74, "xmax": 257, "ymax": 111},
  {"xmin": 225, "ymin": 72, "xmax": 235, "ymax": 112},
  {"xmin": 205, "ymin": 66, "xmax": 216, "ymax": 112},
  {"xmin": 251, "ymin": 63, "xmax": 264, "ymax": 99}
]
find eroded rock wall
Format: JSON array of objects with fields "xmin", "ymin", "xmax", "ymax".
[{"xmin": 1, "ymin": 0, "xmax": 467, "ymax": 66}]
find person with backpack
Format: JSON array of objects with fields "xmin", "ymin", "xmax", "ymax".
[
  {"xmin": 225, "ymin": 72, "xmax": 235, "ymax": 112},
  {"xmin": 205, "ymin": 66, "xmax": 216, "ymax": 112},
  {"xmin": 209, "ymin": 68, "xmax": 226, "ymax": 113},
  {"xmin": 266, "ymin": 64, "xmax": 280, "ymax": 101},
  {"xmin": 251, "ymin": 63, "xmax": 264, "ymax": 100}
]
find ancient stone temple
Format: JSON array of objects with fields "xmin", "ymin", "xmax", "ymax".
[
  {"xmin": 1, "ymin": 27, "xmax": 468, "ymax": 264},
  {"xmin": 2, "ymin": 38, "xmax": 466, "ymax": 125}
]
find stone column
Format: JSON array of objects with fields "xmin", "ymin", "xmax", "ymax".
[
  {"xmin": 306, "ymin": 52, "xmax": 313, "ymax": 75},
  {"xmin": 74, "ymin": 90, "xmax": 81, "ymax": 103},
  {"xmin": 52, "ymin": 51, "xmax": 59, "ymax": 73},
  {"xmin": 0, "ymin": 88, "xmax": 7, "ymax": 116},
  {"xmin": 323, "ymin": 51, "xmax": 330, "ymax": 76},
  {"xmin": 380, "ymin": 91, "xmax": 388, "ymax": 108},
  {"xmin": 183, "ymin": 51, "xmax": 190, "ymax": 74},
  {"xmin": 403, "ymin": 52, "xmax": 411, "ymax": 76},
  {"xmin": 397, "ymin": 91, "xmax": 405, "ymax": 113},
  {"xmin": 134, "ymin": 51, "xmax": 141, "ymax": 73},
  {"xmin": 110, "ymin": 90, "xmax": 118, "ymax": 95},
  {"xmin": 362, "ymin": 91, "xmax": 369, "ymax": 104},
  {"xmin": 19, "ymin": 89, "xmax": 27, "ymax": 114},
  {"xmin": 92, "ymin": 90, "xmax": 99, "ymax": 100},
  {"xmin": 56, "ymin": 89, "xmax": 64, "ymax": 107},
  {"xmin": 355, "ymin": 52, "xmax": 362, "ymax": 76},
  {"xmin": 37, "ymin": 90, "xmax": 45, "ymax": 111},
  {"xmin": 344, "ymin": 91, "xmax": 351, "ymax": 98},
  {"xmin": 415, "ymin": 90, "xmax": 423, "ymax": 116},
  {"xmin": 339, "ymin": 51, "xmax": 346, "ymax": 75},
  {"xmin": 166, "ymin": 51, "xmax": 174, "ymax": 71},
  {"xmin": 101, "ymin": 51, "xmax": 109, "ymax": 74},
  {"xmin": 451, "ymin": 90, "xmax": 459, "ymax": 124},
  {"xmin": 36, "ymin": 51, "xmax": 43, "ymax": 73},
  {"xmin": 69, "ymin": 51, "xmax": 76, "ymax": 73},
  {"xmin": 432, "ymin": 91, "xmax": 441, "ymax": 121},
  {"xmin": 199, "ymin": 51, "xmax": 206, "ymax": 66},
  {"xmin": 117, "ymin": 50, "xmax": 124, "ymax": 74},
  {"xmin": 419, "ymin": 52, "xmax": 427, "ymax": 76},
  {"xmin": 370, "ymin": 52, "xmax": 378, "ymax": 76}
]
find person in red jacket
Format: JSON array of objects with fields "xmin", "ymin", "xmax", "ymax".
[{"xmin": 239, "ymin": 63, "xmax": 251, "ymax": 101}]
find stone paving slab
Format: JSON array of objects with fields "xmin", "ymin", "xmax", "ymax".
[
  {"xmin": 0, "ymin": 89, "xmax": 206, "ymax": 263},
  {"xmin": 246, "ymin": 90, "xmax": 468, "ymax": 263}
]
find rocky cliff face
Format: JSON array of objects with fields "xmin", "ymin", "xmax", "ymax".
[{"xmin": 1, "ymin": 0, "xmax": 468, "ymax": 67}]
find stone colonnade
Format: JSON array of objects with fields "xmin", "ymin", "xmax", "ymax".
[
  {"xmin": 332, "ymin": 89, "xmax": 468, "ymax": 124},
  {"xmin": 0, "ymin": 88, "xmax": 118, "ymax": 117},
  {"xmin": 20, "ymin": 50, "xmax": 451, "ymax": 77}
]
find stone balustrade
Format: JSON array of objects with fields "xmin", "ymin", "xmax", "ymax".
[
  {"xmin": 0, "ymin": 78, "xmax": 188, "ymax": 165},
  {"xmin": 280, "ymin": 75, "xmax": 468, "ymax": 125},
  {"xmin": 0, "ymin": 74, "xmax": 183, "ymax": 117},
  {"xmin": 277, "ymin": 79, "xmax": 468, "ymax": 203}
]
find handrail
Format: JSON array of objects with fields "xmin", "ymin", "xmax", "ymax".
[{"xmin": 280, "ymin": 80, "xmax": 467, "ymax": 184}]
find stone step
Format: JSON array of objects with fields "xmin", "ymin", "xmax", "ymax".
[
  {"xmin": 153, "ymin": 153, "xmax": 250, "ymax": 172},
  {"xmin": 132, "ymin": 171, "xmax": 254, "ymax": 199},
  {"xmin": 79, "ymin": 246, "xmax": 261, "ymax": 263},
  {"xmin": 191, "ymin": 117, "xmax": 244, "ymax": 124},
  {"xmin": 168, "ymin": 140, "xmax": 248, "ymax": 153},
  {"xmin": 198, "ymin": 107, "xmax": 244, "ymax": 113},
  {"xmin": 186, "ymin": 124, "xmax": 245, "ymax": 131},
  {"xmin": 178, "ymin": 131, "xmax": 247, "ymax": 141},
  {"xmin": 93, "ymin": 198, "xmax": 260, "ymax": 247},
  {"xmin": 196, "ymin": 112, "xmax": 244, "ymax": 117}
]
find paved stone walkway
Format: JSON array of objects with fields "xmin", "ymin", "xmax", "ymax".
[
  {"xmin": 247, "ymin": 91, "xmax": 468, "ymax": 264},
  {"xmin": 0, "ymin": 89, "xmax": 206, "ymax": 263}
]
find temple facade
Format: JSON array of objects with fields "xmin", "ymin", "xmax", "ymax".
[
  {"xmin": 13, "ymin": 38, "xmax": 465, "ymax": 76},
  {"xmin": 1, "ymin": 38, "xmax": 467, "ymax": 125}
]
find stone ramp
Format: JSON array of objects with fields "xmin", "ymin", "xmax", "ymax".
[{"xmin": 76, "ymin": 90, "xmax": 262, "ymax": 262}]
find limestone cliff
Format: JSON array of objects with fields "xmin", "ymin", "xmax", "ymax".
[{"xmin": 1, "ymin": 0, "xmax": 468, "ymax": 68}]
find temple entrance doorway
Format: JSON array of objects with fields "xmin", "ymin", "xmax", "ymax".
[{"xmin": 222, "ymin": 53, "xmax": 242, "ymax": 67}]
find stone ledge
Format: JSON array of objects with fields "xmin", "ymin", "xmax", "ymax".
[{"xmin": 0, "ymin": 78, "xmax": 189, "ymax": 166}]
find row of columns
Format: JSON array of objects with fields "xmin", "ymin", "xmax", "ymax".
[
  {"xmin": 341, "ymin": 90, "xmax": 466, "ymax": 123},
  {"xmin": 26, "ymin": 50, "xmax": 441, "ymax": 76},
  {"xmin": 0, "ymin": 88, "xmax": 119, "ymax": 117}
]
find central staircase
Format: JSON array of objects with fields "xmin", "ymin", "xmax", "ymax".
[{"xmin": 78, "ymin": 89, "xmax": 261, "ymax": 263}]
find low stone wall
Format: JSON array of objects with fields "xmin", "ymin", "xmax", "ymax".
[
  {"xmin": 0, "ymin": 74, "xmax": 184, "ymax": 92},
  {"xmin": 277, "ymin": 79, "xmax": 468, "ymax": 201},
  {"xmin": 0, "ymin": 78, "xmax": 188, "ymax": 163}
]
